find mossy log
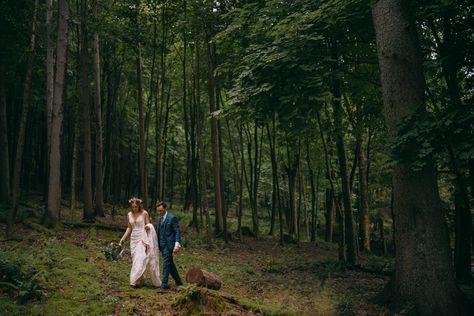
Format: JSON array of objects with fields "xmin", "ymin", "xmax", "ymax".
[{"xmin": 185, "ymin": 268, "xmax": 222, "ymax": 290}]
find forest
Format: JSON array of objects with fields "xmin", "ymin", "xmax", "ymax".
[{"xmin": 0, "ymin": 0, "xmax": 473, "ymax": 315}]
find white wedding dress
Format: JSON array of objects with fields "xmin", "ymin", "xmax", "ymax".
[{"xmin": 128, "ymin": 212, "xmax": 161, "ymax": 286}]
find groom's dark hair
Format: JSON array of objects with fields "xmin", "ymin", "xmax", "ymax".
[{"xmin": 156, "ymin": 201, "xmax": 167, "ymax": 208}]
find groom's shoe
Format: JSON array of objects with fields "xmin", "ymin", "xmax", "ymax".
[{"xmin": 159, "ymin": 284, "xmax": 169, "ymax": 290}]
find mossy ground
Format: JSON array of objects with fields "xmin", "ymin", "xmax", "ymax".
[{"xmin": 0, "ymin": 203, "xmax": 391, "ymax": 315}]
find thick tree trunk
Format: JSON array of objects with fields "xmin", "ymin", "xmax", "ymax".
[
  {"xmin": 8, "ymin": 0, "xmax": 39, "ymax": 235},
  {"xmin": 0, "ymin": 61, "xmax": 10, "ymax": 204},
  {"xmin": 46, "ymin": 0, "xmax": 69, "ymax": 223},
  {"xmin": 92, "ymin": 0, "xmax": 104, "ymax": 217},
  {"xmin": 81, "ymin": 0, "xmax": 94, "ymax": 222},
  {"xmin": 372, "ymin": 1, "xmax": 468, "ymax": 314}
]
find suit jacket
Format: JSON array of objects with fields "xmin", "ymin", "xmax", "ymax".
[{"xmin": 157, "ymin": 212, "xmax": 181, "ymax": 251}]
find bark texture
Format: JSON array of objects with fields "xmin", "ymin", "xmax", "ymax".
[{"xmin": 372, "ymin": 1, "xmax": 468, "ymax": 314}]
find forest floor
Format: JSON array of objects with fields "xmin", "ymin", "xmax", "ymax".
[{"xmin": 1, "ymin": 202, "xmax": 400, "ymax": 315}]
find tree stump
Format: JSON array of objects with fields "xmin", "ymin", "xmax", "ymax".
[{"xmin": 185, "ymin": 268, "xmax": 222, "ymax": 290}]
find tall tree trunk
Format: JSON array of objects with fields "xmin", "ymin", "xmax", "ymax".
[
  {"xmin": 46, "ymin": 0, "xmax": 69, "ymax": 224},
  {"xmin": 70, "ymin": 26, "xmax": 81, "ymax": 218},
  {"xmin": 216, "ymin": 81, "xmax": 228, "ymax": 242},
  {"xmin": 317, "ymin": 112, "xmax": 336, "ymax": 245},
  {"xmin": 324, "ymin": 186, "xmax": 334, "ymax": 242},
  {"xmin": 285, "ymin": 145, "xmax": 299, "ymax": 239},
  {"xmin": 251, "ymin": 123, "xmax": 261, "ymax": 238},
  {"xmin": 331, "ymin": 71, "xmax": 357, "ymax": 264},
  {"xmin": 181, "ymin": 0, "xmax": 192, "ymax": 213},
  {"xmin": 0, "ymin": 61, "xmax": 10, "ymax": 205},
  {"xmin": 306, "ymin": 139, "xmax": 317, "ymax": 242},
  {"xmin": 136, "ymin": 42, "xmax": 147, "ymax": 207},
  {"xmin": 206, "ymin": 32, "xmax": 224, "ymax": 234},
  {"xmin": 225, "ymin": 117, "xmax": 243, "ymax": 239},
  {"xmin": 189, "ymin": 32, "xmax": 200, "ymax": 234},
  {"xmin": 469, "ymin": 158, "xmax": 474, "ymax": 252},
  {"xmin": 8, "ymin": 0, "xmax": 39, "ymax": 235},
  {"xmin": 299, "ymin": 158, "xmax": 309, "ymax": 240},
  {"xmin": 372, "ymin": 1, "xmax": 467, "ymax": 314},
  {"xmin": 237, "ymin": 123, "xmax": 246, "ymax": 241},
  {"xmin": 199, "ymin": 138, "xmax": 211, "ymax": 238},
  {"xmin": 267, "ymin": 118, "xmax": 280, "ymax": 239},
  {"xmin": 81, "ymin": 0, "xmax": 94, "ymax": 222},
  {"xmin": 155, "ymin": 1, "xmax": 167, "ymax": 203},
  {"xmin": 45, "ymin": 0, "xmax": 54, "ymax": 203},
  {"xmin": 359, "ymin": 136, "xmax": 370, "ymax": 253},
  {"xmin": 70, "ymin": 118, "xmax": 79, "ymax": 217},
  {"xmin": 159, "ymin": 84, "xmax": 171, "ymax": 201},
  {"xmin": 92, "ymin": 0, "xmax": 104, "ymax": 216},
  {"xmin": 197, "ymin": 79, "xmax": 211, "ymax": 238},
  {"xmin": 447, "ymin": 146, "xmax": 473, "ymax": 284},
  {"xmin": 428, "ymin": 16, "xmax": 473, "ymax": 285}
]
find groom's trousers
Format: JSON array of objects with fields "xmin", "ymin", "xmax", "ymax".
[{"xmin": 161, "ymin": 247, "xmax": 182, "ymax": 286}]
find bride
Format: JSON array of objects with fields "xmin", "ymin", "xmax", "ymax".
[{"xmin": 119, "ymin": 197, "xmax": 161, "ymax": 287}]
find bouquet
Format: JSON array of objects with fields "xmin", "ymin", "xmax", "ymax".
[{"xmin": 101, "ymin": 241, "xmax": 124, "ymax": 261}]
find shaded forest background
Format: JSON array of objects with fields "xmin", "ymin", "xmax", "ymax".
[{"xmin": 0, "ymin": 0, "xmax": 473, "ymax": 315}]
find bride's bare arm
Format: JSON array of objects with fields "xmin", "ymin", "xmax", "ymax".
[{"xmin": 119, "ymin": 214, "xmax": 132, "ymax": 246}]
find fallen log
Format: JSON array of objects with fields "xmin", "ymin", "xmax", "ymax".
[{"xmin": 185, "ymin": 268, "xmax": 222, "ymax": 290}]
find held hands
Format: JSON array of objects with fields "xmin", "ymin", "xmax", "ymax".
[{"xmin": 173, "ymin": 244, "xmax": 181, "ymax": 253}]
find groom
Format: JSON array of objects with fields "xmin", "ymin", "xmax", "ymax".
[{"xmin": 156, "ymin": 201, "xmax": 183, "ymax": 289}]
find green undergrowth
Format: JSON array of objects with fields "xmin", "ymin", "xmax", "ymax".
[
  {"xmin": 0, "ymin": 228, "xmax": 117, "ymax": 315},
  {"xmin": 0, "ymin": 225, "xmax": 294, "ymax": 315},
  {"xmin": 0, "ymin": 211, "xmax": 393, "ymax": 315}
]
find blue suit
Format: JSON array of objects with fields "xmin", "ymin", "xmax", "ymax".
[{"xmin": 157, "ymin": 212, "xmax": 182, "ymax": 287}]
